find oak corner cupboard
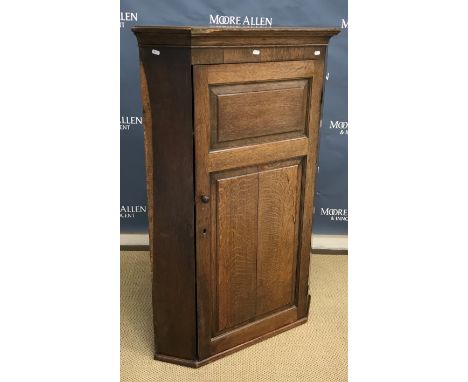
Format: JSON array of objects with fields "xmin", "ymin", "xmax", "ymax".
[{"xmin": 132, "ymin": 26, "xmax": 340, "ymax": 368}]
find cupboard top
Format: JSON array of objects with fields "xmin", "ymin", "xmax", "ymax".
[{"xmin": 132, "ymin": 26, "xmax": 340, "ymax": 47}]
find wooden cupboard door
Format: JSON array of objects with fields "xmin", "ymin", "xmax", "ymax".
[
  {"xmin": 213, "ymin": 161, "xmax": 302, "ymax": 332},
  {"xmin": 194, "ymin": 60, "xmax": 324, "ymax": 359}
]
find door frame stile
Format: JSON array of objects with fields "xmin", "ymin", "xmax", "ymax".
[
  {"xmin": 194, "ymin": 65, "xmax": 213, "ymax": 359},
  {"xmin": 296, "ymin": 58, "xmax": 325, "ymax": 318}
]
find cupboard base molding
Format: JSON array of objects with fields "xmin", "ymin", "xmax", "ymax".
[{"xmin": 155, "ymin": 315, "xmax": 309, "ymax": 368}]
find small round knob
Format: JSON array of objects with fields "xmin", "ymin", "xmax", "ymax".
[{"xmin": 200, "ymin": 195, "xmax": 210, "ymax": 203}]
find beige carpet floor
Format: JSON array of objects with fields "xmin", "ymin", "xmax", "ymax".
[{"xmin": 121, "ymin": 251, "xmax": 347, "ymax": 382}]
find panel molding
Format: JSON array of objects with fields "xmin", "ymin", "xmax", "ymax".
[{"xmin": 209, "ymin": 79, "xmax": 309, "ymax": 147}]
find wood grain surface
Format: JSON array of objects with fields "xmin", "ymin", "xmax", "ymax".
[
  {"xmin": 194, "ymin": 58, "xmax": 323, "ymax": 359},
  {"xmin": 257, "ymin": 165, "xmax": 300, "ymax": 316},
  {"xmin": 138, "ymin": 46, "xmax": 197, "ymax": 361},
  {"xmin": 212, "ymin": 80, "xmax": 308, "ymax": 144},
  {"xmin": 216, "ymin": 173, "xmax": 258, "ymax": 332},
  {"xmin": 132, "ymin": 26, "xmax": 340, "ymax": 47},
  {"xmin": 133, "ymin": 26, "xmax": 338, "ymax": 366}
]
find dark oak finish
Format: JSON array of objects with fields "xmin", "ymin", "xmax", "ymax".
[
  {"xmin": 256, "ymin": 164, "xmax": 301, "ymax": 316},
  {"xmin": 193, "ymin": 56, "xmax": 323, "ymax": 360},
  {"xmin": 137, "ymin": 46, "xmax": 197, "ymax": 360},
  {"xmin": 133, "ymin": 26, "xmax": 340, "ymax": 47},
  {"xmin": 192, "ymin": 46, "xmax": 326, "ymax": 65},
  {"xmin": 210, "ymin": 79, "xmax": 308, "ymax": 146},
  {"xmin": 216, "ymin": 172, "xmax": 258, "ymax": 332},
  {"xmin": 133, "ymin": 26, "xmax": 339, "ymax": 368}
]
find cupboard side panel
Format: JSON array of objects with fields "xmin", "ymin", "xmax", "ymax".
[
  {"xmin": 297, "ymin": 59, "xmax": 325, "ymax": 318},
  {"xmin": 139, "ymin": 46, "xmax": 197, "ymax": 360},
  {"xmin": 138, "ymin": 63, "xmax": 154, "ymax": 269}
]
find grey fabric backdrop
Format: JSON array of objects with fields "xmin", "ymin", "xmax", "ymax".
[{"xmin": 120, "ymin": 0, "xmax": 348, "ymax": 234}]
